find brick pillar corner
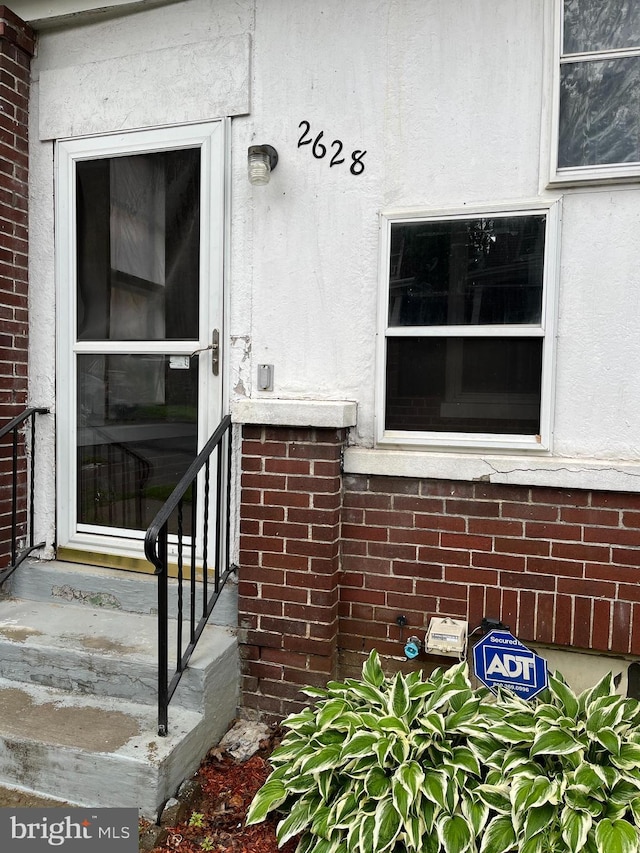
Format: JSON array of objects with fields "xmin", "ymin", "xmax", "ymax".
[{"xmin": 238, "ymin": 424, "xmax": 346, "ymax": 719}]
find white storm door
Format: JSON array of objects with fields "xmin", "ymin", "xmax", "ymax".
[{"xmin": 56, "ymin": 122, "xmax": 225, "ymax": 561}]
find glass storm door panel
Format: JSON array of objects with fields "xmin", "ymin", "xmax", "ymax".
[{"xmin": 57, "ymin": 123, "xmax": 225, "ymax": 556}]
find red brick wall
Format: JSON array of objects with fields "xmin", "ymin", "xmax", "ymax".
[
  {"xmin": 340, "ymin": 477, "xmax": 640, "ymax": 674},
  {"xmin": 238, "ymin": 425, "xmax": 345, "ymax": 717},
  {"xmin": 238, "ymin": 424, "xmax": 640, "ymax": 718},
  {"xmin": 0, "ymin": 7, "xmax": 34, "ymax": 568}
]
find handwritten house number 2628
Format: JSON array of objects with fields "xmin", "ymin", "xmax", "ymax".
[{"xmin": 297, "ymin": 121, "xmax": 366, "ymax": 175}]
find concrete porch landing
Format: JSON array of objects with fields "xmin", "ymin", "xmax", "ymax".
[{"xmin": 0, "ymin": 560, "xmax": 239, "ymax": 815}]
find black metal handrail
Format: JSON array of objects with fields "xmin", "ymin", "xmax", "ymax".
[
  {"xmin": 144, "ymin": 413, "xmax": 236, "ymax": 736},
  {"xmin": 0, "ymin": 407, "xmax": 49, "ymax": 585}
]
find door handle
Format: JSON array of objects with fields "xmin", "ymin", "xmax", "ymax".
[{"xmin": 211, "ymin": 329, "xmax": 219, "ymax": 376}]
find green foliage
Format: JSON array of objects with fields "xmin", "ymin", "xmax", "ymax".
[
  {"xmin": 188, "ymin": 811, "xmax": 205, "ymax": 828},
  {"xmin": 247, "ymin": 651, "xmax": 640, "ymax": 853}
]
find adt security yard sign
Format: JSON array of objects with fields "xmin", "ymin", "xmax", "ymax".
[{"xmin": 473, "ymin": 630, "xmax": 548, "ymax": 700}]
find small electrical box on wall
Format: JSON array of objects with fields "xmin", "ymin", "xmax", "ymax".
[
  {"xmin": 258, "ymin": 364, "xmax": 274, "ymax": 391},
  {"xmin": 424, "ymin": 617, "xmax": 468, "ymax": 659}
]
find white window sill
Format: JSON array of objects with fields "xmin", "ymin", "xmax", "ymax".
[
  {"xmin": 343, "ymin": 447, "xmax": 640, "ymax": 493},
  {"xmin": 232, "ymin": 398, "xmax": 357, "ymax": 429}
]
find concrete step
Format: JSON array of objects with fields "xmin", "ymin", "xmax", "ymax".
[
  {"xmin": 0, "ymin": 598, "xmax": 238, "ymax": 713},
  {"xmin": 0, "ymin": 677, "xmax": 218, "ymax": 814},
  {"xmin": 0, "ymin": 561, "xmax": 240, "ymax": 813},
  {"xmin": 7, "ymin": 559, "xmax": 237, "ymax": 627}
]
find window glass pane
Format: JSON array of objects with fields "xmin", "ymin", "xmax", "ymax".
[
  {"xmin": 563, "ymin": 0, "xmax": 640, "ymax": 54},
  {"xmin": 76, "ymin": 148, "xmax": 201, "ymax": 341},
  {"xmin": 385, "ymin": 337, "xmax": 542, "ymax": 435},
  {"xmin": 77, "ymin": 354, "xmax": 198, "ymax": 532},
  {"xmin": 559, "ymin": 57, "xmax": 640, "ymax": 167},
  {"xmin": 388, "ymin": 217, "xmax": 545, "ymax": 327}
]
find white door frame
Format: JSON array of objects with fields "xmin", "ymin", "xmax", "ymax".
[{"xmin": 55, "ymin": 120, "xmax": 227, "ymax": 566}]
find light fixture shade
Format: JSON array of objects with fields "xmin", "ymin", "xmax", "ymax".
[{"xmin": 248, "ymin": 144, "xmax": 278, "ymax": 186}]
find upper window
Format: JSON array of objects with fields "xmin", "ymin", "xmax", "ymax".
[
  {"xmin": 377, "ymin": 202, "xmax": 560, "ymax": 451},
  {"xmin": 552, "ymin": 0, "xmax": 640, "ymax": 183}
]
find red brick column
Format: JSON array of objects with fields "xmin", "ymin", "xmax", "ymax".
[
  {"xmin": 238, "ymin": 425, "xmax": 346, "ymax": 718},
  {"xmin": 0, "ymin": 7, "xmax": 34, "ymax": 568}
]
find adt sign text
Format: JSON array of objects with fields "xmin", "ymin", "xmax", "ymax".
[{"xmin": 473, "ymin": 630, "xmax": 548, "ymax": 700}]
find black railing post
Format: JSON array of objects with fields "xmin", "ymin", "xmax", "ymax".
[
  {"xmin": 157, "ymin": 525, "xmax": 169, "ymax": 737},
  {"xmin": 145, "ymin": 414, "xmax": 234, "ymax": 736},
  {"xmin": 0, "ymin": 407, "xmax": 49, "ymax": 586}
]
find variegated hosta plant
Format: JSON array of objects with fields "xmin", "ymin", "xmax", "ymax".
[{"xmin": 246, "ymin": 650, "xmax": 640, "ymax": 853}]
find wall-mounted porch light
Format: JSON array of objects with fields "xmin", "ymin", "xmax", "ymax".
[{"xmin": 248, "ymin": 144, "xmax": 278, "ymax": 186}]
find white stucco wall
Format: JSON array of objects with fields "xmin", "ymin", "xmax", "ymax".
[{"xmin": 23, "ymin": 0, "xmax": 640, "ymax": 546}]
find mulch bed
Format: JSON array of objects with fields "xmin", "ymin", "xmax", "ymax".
[{"xmin": 143, "ymin": 729, "xmax": 299, "ymax": 853}]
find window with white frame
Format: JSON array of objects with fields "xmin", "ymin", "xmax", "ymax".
[
  {"xmin": 552, "ymin": 0, "xmax": 640, "ymax": 182},
  {"xmin": 378, "ymin": 202, "xmax": 560, "ymax": 451}
]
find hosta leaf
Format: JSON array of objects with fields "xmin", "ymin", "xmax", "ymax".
[
  {"xmin": 372, "ymin": 799, "xmax": 401, "ymax": 853},
  {"xmin": 365, "ymin": 767, "xmax": 392, "ymax": 799},
  {"xmin": 549, "ymin": 672, "xmax": 580, "ymax": 718},
  {"xmin": 610, "ymin": 780, "xmax": 640, "ymax": 806},
  {"xmin": 276, "ymin": 795, "xmax": 317, "ymax": 845},
  {"xmin": 389, "ymin": 671, "xmax": 411, "ymax": 718},
  {"xmin": 316, "ymin": 699, "xmax": 350, "ymax": 730},
  {"xmin": 561, "ymin": 805, "xmax": 592, "ymax": 852},
  {"xmin": 475, "ymin": 784, "xmax": 511, "ymax": 814},
  {"xmin": 468, "ymin": 735, "xmax": 504, "ymax": 765},
  {"xmin": 490, "ymin": 723, "xmax": 532, "ymax": 743},
  {"xmin": 341, "ymin": 732, "xmax": 379, "ymax": 761},
  {"xmin": 594, "ymin": 819, "xmax": 640, "ymax": 853},
  {"xmin": 580, "ymin": 672, "xmax": 615, "ymax": 713},
  {"xmin": 362, "ymin": 650, "xmax": 385, "ymax": 688},
  {"xmin": 461, "ymin": 795, "xmax": 490, "ymax": 836},
  {"xmin": 479, "ymin": 815, "xmax": 517, "ymax": 853},
  {"xmin": 311, "ymin": 805, "xmax": 332, "ymax": 839},
  {"xmin": 604, "ymin": 800, "xmax": 629, "ymax": 822},
  {"xmin": 565, "ymin": 787, "xmax": 605, "ymax": 816},
  {"xmin": 389, "ymin": 734, "xmax": 410, "ymax": 764},
  {"xmin": 573, "ymin": 763, "xmax": 608, "ymax": 791},
  {"xmin": 612, "ymin": 743, "xmax": 640, "ymax": 770},
  {"xmin": 422, "ymin": 771, "xmax": 448, "ymax": 809},
  {"xmin": 403, "ymin": 813, "xmax": 423, "ymax": 851},
  {"xmin": 300, "ymin": 744, "xmax": 343, "ymax": 774},
  {"xmin": 286, "ymin": 773, "xmax": 316, "ymax": 794},
  {"xmin": 504, "ymin": 711, "xmax": 537, "ymax": 732},
  {"xmin": 350, "ymin": 683, "xmax": 386, "ymax": 706},
  {"xmin": 294, "ymin": 832, "xmax": 315, "ymax": 853},
  {"xmin": 359, "ymin": 814, "xmax": 375, "ymax": 853},
  {"xmin": 450, "ymin": 745, "xmax": 481, "ymax": 776},
  {"xmin": 317, "ymin": 770, "xmax": 334, "ymax": 802},
  {"xmin": 420, "ymin": 711, "xmax": 446, "ymax": 738},
  {"xmin": 437, "ymin": 814, "xmax": 472, "ymax": 853},
  {"xmin": 520, "ymin": 836, "xmax": 545, "ymax": 853},
  {"xmin": 395, "ymin": 760, "xmax": 425, "ymax": 799},
  {"xmin": 377, "ymin": 715, "xmax": 410, "ymax": 734},
  {"xmin": 501, "ymin": 747, "xmax": 531, "ymax": 774},
  {"xmin": 631, "ymin": 799, "xmax": 640, "ymax": 826},
  {"xmin": 524, "ymin": 803, "xmax": 554, "ymax": 841},
  {"xmin": 529, "ymin": 728, "xmax": 582, "ymax": 756},
  {"xmin": 534, "ymin": 703, "xmax": 564, "ymax": 722},
  {"xmin": 593, "ymin": 727, "xmax": 621, "ymax": 756},
  {"xmin": 333, "ymin": 792, "xmax": 359, "ymax": 827},
  {"xmin": 391, "ymin": 776, "xmax": 411, "ymax": 821},
  {"xmin": 446, "ymin": 697, "xmax": 481, "ymax": 729},
  {"xmin": 284, "ymin": 709, "xmax": 317, "ymax": 729},
  {"xmin": 246, "ymin": 777, "xmax": 288, "ymax": 825},
  {"xmin": 374, "ymin": 736, "xmax": 392, "ymax": 767},
  {"xmin": 512, "ymin": 775, "xmax": 557, "ymax": 811},
  {"xmin": 270, "ymin": 737, "xmax": 314, "ymax": 764}
]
